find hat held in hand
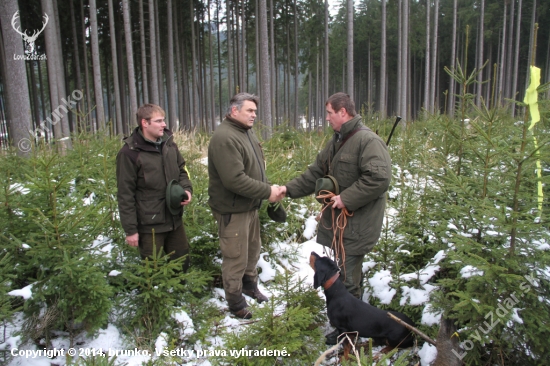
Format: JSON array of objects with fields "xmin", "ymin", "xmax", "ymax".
[
  {"xmin": 315, "ymin": 175, "xmax": 339, "ymax": 204},
  {"xmin": 166, "ymin": 180, "xmax": 188, "ymax": 215},
  {"xmin": 267, "ymin": 202, "xmax": 287, "ymax": 223}
]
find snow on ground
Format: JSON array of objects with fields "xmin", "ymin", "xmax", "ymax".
[{"xmin": 2, "ymin": 213, "xmax": 438, "ymax": 365}]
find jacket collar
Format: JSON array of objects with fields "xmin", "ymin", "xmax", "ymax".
[
  {"xmin": 225, "ymin": 116, "xmax": 252, "ymax": 131},
  {"xmin": 125, "ymin": 126, "xmax": 172, "ymax": 151},
  {"xmin": 338, "ymin": 114, "xmax": 363, "ymax": 139}
]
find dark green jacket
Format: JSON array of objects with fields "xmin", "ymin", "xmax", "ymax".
[
  {"xmin": 116, "ymin": 127, "xmax": 192, "ymax": 235},
  {"xmin": 286, "ymin": 115, "xmax": 391, "ymax": 255},
  {"xmin": 208, "ymin": 117, "xmax": 271, "ymax": 214}
]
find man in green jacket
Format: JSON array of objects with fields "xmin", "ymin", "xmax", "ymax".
[
  {"xmin": 208, "ymin": 93, "xmax": 284, "ymax": 319},
  {"xmin": 280, "ymin": 93, "xmax": 391, "ymax": 341},
  {"xmin": 116, "ymin": 104, "xmax": 192, "ymax": 271}
]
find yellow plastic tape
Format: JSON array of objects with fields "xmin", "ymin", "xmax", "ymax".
[{"xmin": 524, "ymin": 66, "xmax": 543, "ymax": 213}]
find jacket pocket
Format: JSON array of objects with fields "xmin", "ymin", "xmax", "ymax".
[
  {"xmin": 219, "ymin": 228, "xmax": 241, "ymax": 259},
  {"xmin": 336, "ymin": 154, "xmax": 359, "ymax": 188},
  {"xmin": 137, "ymin": 198, "xmax": 166, "ymax": 225},
  {"xmin": 367, "ymin": 159, "xmax": 390, "ymax": 181}
]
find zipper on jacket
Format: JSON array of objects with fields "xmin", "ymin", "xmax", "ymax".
[
  {"xmin": 247, "ymin": 131, "xmax": 265, "ymax": 183},
  {"xmin": 247, "ymin": 131, "xmax": 265, "ymax": 209}
]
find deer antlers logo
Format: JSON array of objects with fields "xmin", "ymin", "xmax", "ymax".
[{"xmin": 11, "ymin": 11, "xmax": 48, "ymax": 57}]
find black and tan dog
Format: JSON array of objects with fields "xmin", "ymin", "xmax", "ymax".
[{"xmin": 310, "ymin": 251, "xmax": 415, "ymax": 354}]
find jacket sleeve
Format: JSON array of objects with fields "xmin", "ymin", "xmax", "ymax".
[
  {"xmin": 285, "ymin": 146, "xmax": 328, "ymax": 199},
  {"xmin": 116, "ymin": 149, "xmax": 138, "ymax": 236},
  {"xmin": 340, "ymin": 136, "xmax": 391, "ymax": 211},
  {"xmin": 176, "ymin": 148, "xmax": 193, "ymax": 194},
  {"xmin": 210, "ymin": 137, "xmax": 271, "ymax": 200}
]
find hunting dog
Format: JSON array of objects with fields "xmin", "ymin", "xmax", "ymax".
[{"xmin": 309, "ymin": 251, "xmax": 415, "ymax": 355}]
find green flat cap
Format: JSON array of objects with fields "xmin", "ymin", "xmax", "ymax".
[
  {"xmin": 315, "ymin": 175, "xmax": 339, "ymax": 204},
  {"xmin": 166, "ymin": 179, "xmax": 188, "ymax": 215}
]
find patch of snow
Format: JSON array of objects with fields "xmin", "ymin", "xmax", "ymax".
[
  {"xmin": 368, "ymin": 270, "xmax": 396, "ymax": 304},
  {"xmin": 460, "ymin": 265, "xmax": 484, "ymax": 278},
  {"xmin": 418, "ymin": 342, "xmax": 438, "ymax": 366},
  {"xmin": 8, "ymin": 284, "xmax": 33, "ymax": 300}
]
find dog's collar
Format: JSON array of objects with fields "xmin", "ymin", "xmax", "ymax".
[{"xmin": 323, "ymin": 273, "xmax": 340, "ymax": 290}]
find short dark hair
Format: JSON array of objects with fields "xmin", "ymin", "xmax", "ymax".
[
  {"xmin": 326, "ymin": 93, "xmax": 356, "ymax": 117},
  {"xmin": 136, "ymin": 104, "xmax": 165, "ymax": 128},
  {"xmin": 227, "ymin": 93, "xmax": 259, "ymax": 116}
]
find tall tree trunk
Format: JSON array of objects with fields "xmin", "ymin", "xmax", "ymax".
[
  {"xmin": 258, "ymin": 0, "xmax": 273, "ymax": 135},
  {"xmin": 0, "ymin": 0, "xmax": 32, "ymax": 155},
  {"xmin": 270, "ymin": 0, "xmax": 277, "ymax": 124},
  {"xmin": 227, "ymin": 1, "xmax": 234, "ymax": 96},
  {"xmin": 424, "ymin": 0, "xmax": 431, "ymax": 113},
  {"xmin": 148, "ymin": 0, "xmax": 160, "ymax": 104},
  {"xmin": 379, "ymin": 0, "xmax": 387, "ymax": 118},
  {"xmin": 475, "ymin": 0, "xmax": 484, "ymax": 107},
  {"xmin": 511, "ymin": 0, "xmax": 522, "ymax": 116},
  {"xmin": 216, "ymin": 0, "xmax": 223, "ymax": 122},
  {"xmin": 52, "ymin": 0, "xmax": 71, "ymax": 142},
  {"xmin": 430, "ymin": 0, "xmax": 439, "ymax": 113},
  {"xmin": 122, "ymin": 0, "xmax": 138, "ymax": 121},
  {"xmin": 166, "ymin": 0, "xmax": 177, "ymax": 130},
  {"xmin": 397, "ymin": 0, "xmax": 402, "ymax": 115},
  {"xmin": 41, "ymin": 0, "xmax": 63, "ymax": 140},
  {"xmin": 346, "ymin": 0, "xmax": 354, "ymax": 99},
  {"xmin": 109, "ymin": 0, "xmax": 123, "ymax": 134},
  {"xmin": 401, "ymin": 0, "xmax": 409, "ymax": 120},
  {"xmin": 294, "ymin": 0, "xmax": 299, "ymax": 129},
  {"xmin": 81, "ymin": 0, "xmax": 92, "ymax": 129},
  {"xmin": 498, "ymin": 1, "xmax": 507, "ymax": 106},
  {"xmin": 190, "ymin": 0, "xmax": 199, "ymax": 128},
  {"xmin": 69, "ymin": 0, "xmax": 83, "ymax": 131},
  {"xmin": 154, "ymin": 0, "xmax": 164, "ymax": 109},
  {"xmin": 505, "ymin": 0, "xmax": 515, "ymax": 100},
  {"xmin": 208, "ymin": 0, "xmax": 216, "ymax": 130},
  {"xmin": 29, "ymin": 62, "xmax": 42, "ymax": 133},
  {"xmin": 139, "ymin": 0, "xmax": 149, "ymax": 104},
  {"xmin": 116, "ymin": 20, "xmax": 128, "ymax": 133},
  {"xmin": 448, "ymin": 0, "xmax": 457, "ymax": 116},
  {"xmin": 89, "ymin": 0, "xmax": 105, "ymax": 130}
]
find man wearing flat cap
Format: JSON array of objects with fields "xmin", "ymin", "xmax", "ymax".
[{"xmin": 116, "ymin": 103, "xmax": 192, "ymax": 272}]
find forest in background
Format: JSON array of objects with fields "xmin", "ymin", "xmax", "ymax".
[{"xmin": 0, "ymin": 0, "xmax": 549, "ymax": 154}]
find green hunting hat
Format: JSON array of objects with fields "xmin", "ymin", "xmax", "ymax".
[
  {"xmin": 315, "ymin": 175, "xmax": 339, "ymax": 204},
  {"xmin": 267, "ymin": 202, "xmax": 287, "ymax": 223},
  {"xmin": 166, "ymin": 180, "xmax": 188, "ymax": 215}
]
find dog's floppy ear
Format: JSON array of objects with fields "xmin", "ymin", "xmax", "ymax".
[{"xmin": 313, "ymin": 256, "xmax": 336, "ymax": 289}]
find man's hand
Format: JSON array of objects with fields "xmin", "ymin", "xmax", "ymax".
[
  {"xmin": 269, "ymin": 185, "xmax": 286, "ymax": 202},
  {"xmin": 126, "ymin": 233, "xmax": 139, "ymax": 247},
  {"xmin": 330, "ymin": 195, "xmax": 346, "ymax": 209},
  {"xmin": 181, "ymin": 190, "xmax": 192, "ymax": 206}
]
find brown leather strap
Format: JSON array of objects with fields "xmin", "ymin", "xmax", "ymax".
[
  {"xmin": 338, "ymin": 126, "xmax": 368, "ymax": 151},
  {"xmin": 322, "ymin": 272, "xmax": 341, "ymax": 290}
]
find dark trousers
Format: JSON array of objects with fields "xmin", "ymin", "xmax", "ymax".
[{"xmin": 138, "ymin": 223, "xmax": 190, "ymax": 272}]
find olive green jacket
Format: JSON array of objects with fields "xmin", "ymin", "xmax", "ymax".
[
  {"xmin": 116, "ymin": 127, "xmax": 192, "ymax": 235},
  {"xmin": 208, "ymin": 117, "xmax": 271, "ymax": 214},
  {"xmin": 285, "ymin": 115, "xmax": 391, "ymax": 255}
]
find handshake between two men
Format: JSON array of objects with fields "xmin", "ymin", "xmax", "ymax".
[
  {"xmin": 268, "ymin": 185, "xmax": 287, "ymax": 203},
  {"xmin": 268, "ymin": 184, "xmax": 346, "ymax": 209}
]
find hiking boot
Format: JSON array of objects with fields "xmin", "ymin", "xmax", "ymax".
[
  {"xmin": 230, "ymin": 307, "xmax": 252, "ymax": 319},
  {"xmin": 325, "ymin": 329, "xmax": 340, "ymax": 345},
  {"xmin": 242, "ymin": 287, "xmax": 269, "ymax": 303}
]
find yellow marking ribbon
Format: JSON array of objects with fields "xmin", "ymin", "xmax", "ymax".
[{"xmin": 523, "ymin": 66, "xmax": 543, "ymax": 213}]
